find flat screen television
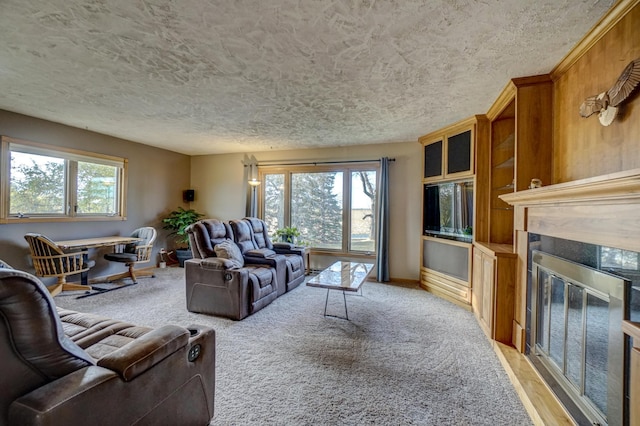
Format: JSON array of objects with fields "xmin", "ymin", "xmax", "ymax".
[{"xmin": 423, "ymin": 179, "xmax": 473, "ymax": 242}]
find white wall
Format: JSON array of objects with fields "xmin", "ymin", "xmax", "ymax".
[{"xmin": 190, "ymin": 142, "xmax": 421, "ymax": 282}]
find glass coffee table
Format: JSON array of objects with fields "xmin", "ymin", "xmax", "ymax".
[{"xmin": 306, "ymin": 261, "xmax": 374, "ymax": 320}]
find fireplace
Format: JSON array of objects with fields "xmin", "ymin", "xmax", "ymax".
[
  {"xmin": 529, "ymin": 248, "xmax": 631, "ymax": 425},
  {"xmin": 499, "ymin": 169, "xmax": 640, "ymax": 426}
]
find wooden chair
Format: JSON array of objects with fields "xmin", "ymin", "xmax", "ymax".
[
  {"xmin": 104, "ymin": 227, "xmax": 157, "ymax": 284},
  {"xmin": 24, "ymin": 233, "xmax": 94, "ymax": 296}
]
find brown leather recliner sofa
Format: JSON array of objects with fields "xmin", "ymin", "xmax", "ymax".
[
  {"xmin": 185, "ymin": 217, "xmax": 306, "ymax": 320},
  {"xmin": 0, "ymin": 264, "xmax": 215, "ymax": 426}
]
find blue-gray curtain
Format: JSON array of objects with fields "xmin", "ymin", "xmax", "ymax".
[{"xmin": 375, "ymin": 157, "xmax": 390, "ymax": 282}]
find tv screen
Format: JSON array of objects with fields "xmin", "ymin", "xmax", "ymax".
[{"xmin": 423, "ymin": 180, "xmax": 473, "ymax": 241}]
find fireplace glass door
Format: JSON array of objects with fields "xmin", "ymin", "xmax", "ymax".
[{"xmin": 532, "ymin": 251, "xmax": 628, "ymax": 426}]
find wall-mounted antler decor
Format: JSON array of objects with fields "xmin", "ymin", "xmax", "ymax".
[{"xmin": 579, "ymin": 57, "xmax": 640, "ymax": 126}]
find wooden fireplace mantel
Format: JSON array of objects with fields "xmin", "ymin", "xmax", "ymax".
[
  {"xmin": 500, "ymin": 168, "xmax": 640, "ymax": 254},
  {"xmin": 500, "ymin": 168, "xmax": 640, "ymax": 207}
]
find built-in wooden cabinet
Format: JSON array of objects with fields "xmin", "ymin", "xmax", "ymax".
[
  {"xmin": 419, "ymin": 116, "xmax": 488, "ymax": 307},
  {"xmin": 471, "ymin": 242, "xmax": 517, "ymax": 344},
  {"xmin": 489, "ymin": 102, "xmax": 516, "ymax": 244},
  {"xmin": 420, "ymin": 236, "xmax": 472, "ymax": 307},
  {"xmin": 475, "ymin": 75, "xmax": 553, "ymax": 246},
  {"xmin": 420, "ymin": 116, "xmax": 486, "ymax": 183},
  {"xmin": 418, "ymin": 78, "xmax": 551, "ymax": 327},
  {"xmin": 473, "ymin": 75, "xmax": 552, "ymax": 346}
]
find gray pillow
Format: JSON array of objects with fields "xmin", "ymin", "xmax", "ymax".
[{"xmin": 214, "ymin": 240, "xmax": 244, "ymax": 268}]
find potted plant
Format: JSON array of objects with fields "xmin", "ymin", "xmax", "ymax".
[
  {"xmin": 162, "ymin": 207, "xmax": 204, "ymax": 266},
  {"xmin": 274, "ymin": 226, "xmax": 300, "ymax": 244}
]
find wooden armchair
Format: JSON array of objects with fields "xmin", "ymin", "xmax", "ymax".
[
  {"xmin": 104, "ymin": 227, "xmax": 157, "ymax": 284},
  {"xmin": 24, "ymin": 233, "xmax": 94, "ymax": 296}
]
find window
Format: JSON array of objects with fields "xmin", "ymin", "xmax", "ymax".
[
  {"xmin": 261, "ymin": 164, "xmax": 377, "ymax": 254},
  {"xmin": 1, "ymin": 136, "xmax": 127, "ymax": 222}
]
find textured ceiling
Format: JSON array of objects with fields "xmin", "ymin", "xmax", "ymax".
[{"xmin": 0, "ymin": 0, "xmax": 614, "ymax": 155}]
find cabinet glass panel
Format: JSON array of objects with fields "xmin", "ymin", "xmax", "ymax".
[
  {"xmin": 423, "ymin": 140, "xmax": 442, "ymax": 179},
  {"xmin": 584, "ymin": 293, "xmax": 609, "ymax": 416},
  {"xmin": 549, "ymin": 276, "xmax": 566, "ymax": 368},
  {"xmin": 537, "ymin": 269, "xmax": 551, "ymax": 351},
  {"xmin": 447, "ymin": 130, "xmax": 471, "ymax": 174},
  {"xmin": 566, "ymin": 284, "xmax": 584, "ymax": 389},
  {"xmin": 422, "ymin": 238, "xmax": 469, "ymax": 281}
]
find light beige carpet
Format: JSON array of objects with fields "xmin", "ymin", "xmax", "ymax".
[{"xmin": 55, "ymin": 267, "xmax": 532, "ymax": 425}]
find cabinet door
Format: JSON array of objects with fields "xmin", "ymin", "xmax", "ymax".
[
  {"xmin": 471, "ymin": 248, "xmax": 484, "ymax": 316},
  {"xmin": 423, "ymin": 139, "xmax": 443, "ymax": 181},
  {"xmin": 480, "ymin": 253, "xmax": 495, "ymax": 333},
  {"xmin": 445, "ymin": 129, "xmax": 473, "ymax": 178}
]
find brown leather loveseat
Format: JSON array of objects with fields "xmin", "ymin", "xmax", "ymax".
[{"xmin": 0, "ymin": 264, "xmax": 215, "ymax": 426}]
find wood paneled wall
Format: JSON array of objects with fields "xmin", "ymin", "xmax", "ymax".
[{"xmin": 552, "ymin": 1, "xmax": 640, "ymax": 183}]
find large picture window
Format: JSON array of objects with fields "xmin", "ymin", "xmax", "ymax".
[
  {"xmin": 261, "ymin": 164, "xmax": 377, "ymax": 254},
  {"xmin": 1, "ymin": 136, "xmax": 127, "ymax": 222}
]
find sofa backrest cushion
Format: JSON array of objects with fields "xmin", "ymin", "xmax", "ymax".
[
  {"xmin": 187, "ymin": 219, "xmax": 232, "ymax": 259},
  {"xmin": 243, "ymin": 217, "xmax": 274, "ymax": 250},
  {"xmin": 229, "ymin": 219, "xmax": 257, "ymax": 254},
  {"xmin": 0, "ymin": 269, "xmax": 95, "ymax": 374}
]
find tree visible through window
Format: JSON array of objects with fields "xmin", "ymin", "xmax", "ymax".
[
  {"xmin": 1, "ymin": 136, "xmax": 126, "ymax": 221},
  {"xmin": 10, "ymin": 151, "xmax": 65, "ymax": 215},
  {"xmin": 261, "ymin": 165, "xmax": 377, "ymax": 254},
  {"xmin": 291, "ymin": 171, "xmax": 343, "ymax": 249},
  {"xmin": 77, "ymin": 161, "xmax": 119, "ymax": 215},
  {"xmin": 264, "ymin": 173, "xmax": 285, "ymax": 233},
  {"xmin": 351, "ymin": 171, "xmax": 376, "ymax": 252}
]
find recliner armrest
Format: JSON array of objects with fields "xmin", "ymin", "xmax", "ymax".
[
  {"xmin": 9, "ymin": 366, "xmax": 119, "ymax": 424},
  {"xmin": 199, "ymin": 257, "xmax": 241, "ymax": 270},
  {"xmin": 97, "ymin": 325, "xmax": 189, "ymax": 381},
  {"xmin": 245, "ymin": 248, "xmax": 276, "ymax": 258},
  {"xmin": 272, "ymin": 242, "xmax": 294, "ymax": 250},
  {"xmin": 272, "ymin": 244, "xmax": 306, "ymax": 256}
]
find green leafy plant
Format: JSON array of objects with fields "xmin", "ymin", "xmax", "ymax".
[
  {"xmin": 162, "ymin": 207, "xmax": 204, "ymax": 247},
  {"xmin": 274, "ymin": 226, "xmax": 300, "ymax": 244}
]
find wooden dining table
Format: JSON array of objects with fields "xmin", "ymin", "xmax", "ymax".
[
  {"xmin": 54, "ymin": 236, "xmax": 142, "ymax": 285},
  {"xmin": 55, "ymin": 236, "xmax": 142, "ymax": 251}
]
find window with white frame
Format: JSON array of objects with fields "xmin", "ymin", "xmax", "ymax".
[
  {"xmin": 261, "ymin": 164, "xmax": 377, "ymax": 254},
  {"xmin": 1, "ymin": 136, "xmax": 127, "ymax": 222}
]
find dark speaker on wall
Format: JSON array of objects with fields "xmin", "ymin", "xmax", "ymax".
[{"xmin": 183, "ymin": 189, "xmax": 195, "ymax": 202}]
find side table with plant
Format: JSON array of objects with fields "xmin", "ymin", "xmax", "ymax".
[
  {"xmin": 274, "ymin": 226, "xmax": 301, "ymax": 244},
  {"xmin": 162, "ymin": 207, "xmax": 204, "ymax": 267}
]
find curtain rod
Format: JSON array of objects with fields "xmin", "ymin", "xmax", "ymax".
[{"xmin": 246, "ymin": 158, "xmax": 395, "ymax": 167}]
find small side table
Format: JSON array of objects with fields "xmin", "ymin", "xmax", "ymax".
[{"xmin": 300, "ymin": 247, "xmax": 311, "ymax": 275}]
